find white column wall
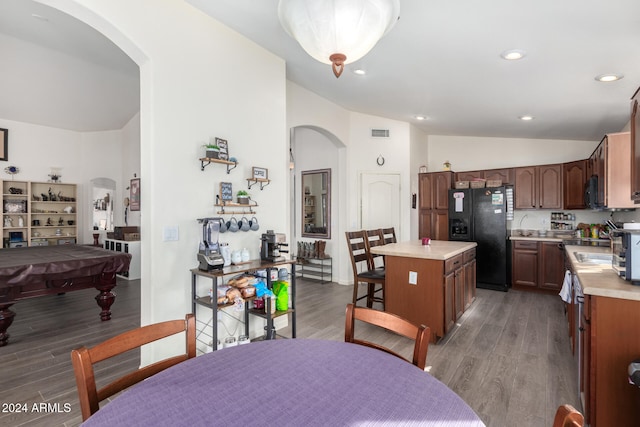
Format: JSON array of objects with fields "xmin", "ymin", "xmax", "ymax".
[{"xmin": 42, "ymin": 0, "xmax": 287, "ymax": 363}]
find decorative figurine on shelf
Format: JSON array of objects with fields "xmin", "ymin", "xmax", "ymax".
[
  {"xmin": 58, "ymin": 217, "xmax": 64, "ymax": 226},
  {"xmin": 4, "ymin": 165, "xmax": 20, "ymax": 180},
  {"xmin": 48, "ymin": 167, "xmax": 62, "ymax": 183},
  {"xmin": 4, "ymin": 217, "xmax": 12, "ymax": 227},
  {"xmin": 48, "ymin": 187, "xmax": 57, "ymax": 201},
  {"xmin": 46, "ymin": 217, "xmax": 52, "ymax": 226}
]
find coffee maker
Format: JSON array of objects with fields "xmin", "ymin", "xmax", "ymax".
[
  {"xmin": 260, "ymin": 230, "xmax": 288, "ymax": 262},
  {"xmin": 197, "ymin": 217, "xmax": 224, "ymax": 271}
]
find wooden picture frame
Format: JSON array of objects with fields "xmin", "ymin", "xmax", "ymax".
[
  {"xmin": 215, "ymin": 137, "xmax": 228, "ymax": 161},
  {"xmin": 0, "ymin": 128, "xmax": 7, "ymax": 161},
  {"xmin": 130, "ymin": 178, "xmax": 141, "ymax": 211},
  {"xmin": 219, "ymin": 182, "xmax": 233, "ymax": 202},
  {"xmin": 252, "ymin": 167, "xmax": 268, "ymax": 180}
]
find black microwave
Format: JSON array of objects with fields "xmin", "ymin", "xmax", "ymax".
[{"xmin": 585, "ymin": 175, "xmax": 599, "ymax": 209}]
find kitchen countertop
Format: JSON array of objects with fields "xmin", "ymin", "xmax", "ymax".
[
  {"xmin": 565, "ymin": 244, "xmax": 640, "ymax": 301},
  {"xmin": 370, "ymin": 240, "xmax": 477, "ymax": 261}
]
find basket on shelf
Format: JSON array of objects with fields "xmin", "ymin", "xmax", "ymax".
[
  {"xmin": 470, "ymin": 180, "xmax": 486, "ymax": 189},
  {"xmin": 486, "ymin": 180, "xmax": 502, "ymax": 188},
  {"xmin": 454, "ymin": 181, "xmax": 469, "ymax": 189}
]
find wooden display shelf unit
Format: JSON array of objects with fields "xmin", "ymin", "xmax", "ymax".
[
  {"xmin": 199, "ymin": 157, "xmax": 237, "ymax": 173},
  {"xmin": 215, "ymin": 201, "xmax": 258, "ymax": 215},
  {"xmin": 246, "ymin": 177, "xmax": 270, "ymax": 190}
]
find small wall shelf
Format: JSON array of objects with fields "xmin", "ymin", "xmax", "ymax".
[
  {"xmin": 246, "ymin": 178, "xmax": 271, "ymax": 190},
  {"xmin": 199, "ymin": 157, "xmax": 238, "ymax": 174},
  {"xmin": 215, "ymin": 201, "xmax": 258, "ymax": 215}
]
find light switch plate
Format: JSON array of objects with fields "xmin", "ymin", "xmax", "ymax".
[
  {"xmin": 408, "ymin": 271, "xmax": 418, "ymax": 285},
  {"xmin": 162, "ymin": 226, "xmax": 179, "ymax": 241}
]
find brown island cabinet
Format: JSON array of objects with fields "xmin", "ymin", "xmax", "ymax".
[{"xmin": 370, "ymin": 240, "xmax": 477, "ymax": 343}]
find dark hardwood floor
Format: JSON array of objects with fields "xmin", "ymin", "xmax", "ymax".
[{"xmin": 0, "ymin": 277, "xmax": 579, "ymax": 426}]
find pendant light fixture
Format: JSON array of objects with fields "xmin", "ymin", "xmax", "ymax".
[{"xmin": 278, "ymin": 0, "xmax": 400, "ymax": 78}]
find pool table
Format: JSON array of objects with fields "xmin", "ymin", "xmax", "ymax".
[{"xmin": 0, "ymin": 245, "xmax": 131, "ymax": 346}]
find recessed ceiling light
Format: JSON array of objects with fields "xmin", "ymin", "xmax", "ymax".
[
  {"xmin": 352, "ymin": 69, "xmax": 366, "ymax": 76},
  {"xmin": 414, "ymin": 115, "xmax": 427, "ymax": 121},
  {"xmin": 501, "ymin": 49, "xmax": 526, "ymax": 60},
  {"xmin": 595, "ymin": 74, "xmax": 623, "ymax": 82},
  {"xmin": 519, "ymin": 115, "xmax": 535, "ymax": 121}
]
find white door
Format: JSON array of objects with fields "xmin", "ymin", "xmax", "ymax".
[{"xmin": 361, "ymin": 173, "xmax": 401, "ymax": 234}]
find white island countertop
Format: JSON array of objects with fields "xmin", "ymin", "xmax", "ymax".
[
  {"xmin": 566, "ymin": 245, "xmax": 640, "ymax": 302},
  {"xmin": 370, "ymin": 240, "xmax": 477, "ymax": 261}
]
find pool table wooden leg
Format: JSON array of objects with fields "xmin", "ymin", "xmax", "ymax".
[
  {"xmin": 0, "ymin": 302, "xmax": 16, "ymax": 347},
  {"xmin": 94, "ymin": 272, "xmax": 117, "ymax": 321}
]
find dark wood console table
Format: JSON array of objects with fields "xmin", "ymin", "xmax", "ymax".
[{"xmin": 0, "ymin": 245, "xmax": 131, "ymax": 346}]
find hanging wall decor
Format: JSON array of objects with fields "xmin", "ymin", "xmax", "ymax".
[
  {"xmin": 130, "ymin": 178, "xmax": 140, "ymax": 211},
  {"xmin": 0, "ymin": 128, "xmax": 8, "ymax": 161}
]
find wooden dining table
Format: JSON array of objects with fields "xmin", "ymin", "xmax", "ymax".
[{"xmin": 81, "ymin": 338, "xmax": 485, "ymax": 426}]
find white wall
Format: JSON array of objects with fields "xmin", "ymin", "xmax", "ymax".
[
  {"xmin": 41, "ymin": 0, "xmax": 287, "ymax": 363},
  {"xmin": 409, "ymin": 126, "xmax": 429, "ymax": 239},
  {"xmin": 427, "ymin": 135, "xmax": 599, "ymax": 172}
]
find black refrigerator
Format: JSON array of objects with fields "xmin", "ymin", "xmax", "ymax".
[{"xmin": 448, "ymin": 186, "xmax": 513, "ymax": 291}]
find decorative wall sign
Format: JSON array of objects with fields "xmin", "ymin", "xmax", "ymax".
[
  {"xmin": 252, "ymin": 167, "xmax": 268, "ymax": 180},
  {"xmin": 215, "ymin": 137, "xmax": 228, "ymax": 161},
  {"xmin": 130, "ymin": 178, "xmax": 141, "ymax": 211},
  {"xmin": 0, "ymin": 128, "xmax": 8, "ymax": 161},
  {"xmin": 220, "ymin": 182, "xmax": 233, "ymax": 201}
]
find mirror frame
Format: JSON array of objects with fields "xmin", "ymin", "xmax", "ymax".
[{"xmin": 301, "ymin": 168, "xmax": 331, "ymax": 239}]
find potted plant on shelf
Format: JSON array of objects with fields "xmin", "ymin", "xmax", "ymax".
[
  {"xmin": 236, "ymin": 190, "xmax": 250, "ymax": 205},
  {"xmin": 203, "ymin": 143, "xmax": 220, "ymax": 159}
]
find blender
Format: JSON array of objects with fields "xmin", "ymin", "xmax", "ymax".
[{"xmin": 197, "ymin": 217, "xmax": 225, "ymax": 271}]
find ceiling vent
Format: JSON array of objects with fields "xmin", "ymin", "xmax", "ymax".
[{"xmin": 371, "ymin": 128, "xmax": 390, "ymax": 138}]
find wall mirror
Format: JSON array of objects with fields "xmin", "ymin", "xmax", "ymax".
[{"xmin": 301, "ymin": 169, "xmax": 331, "ymax": 239}]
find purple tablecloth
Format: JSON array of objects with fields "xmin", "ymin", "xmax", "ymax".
[{"xmin": 82, "ymin": 339, "xmax": 485, "ymax": 426}]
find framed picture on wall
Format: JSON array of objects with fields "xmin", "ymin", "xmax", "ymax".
[
  {"xmin": 130, "ymin": 178, "xmax": 140, "ymax": 211},
  {"xmin": 0, "ymin": 128, "xmax": 8, "ymax": 161},
  {"xmin": 252, "ymin": 167, "xmax": 268, "ymax": 180},
  {"xmin": 215, "ymin": 137, "xmax": 228, "ymax": 161}
]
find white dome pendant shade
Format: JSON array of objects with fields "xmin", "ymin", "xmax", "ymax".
[{"xmin": 278, "ymin": 0, "xmax": 400, "ymax": 78}]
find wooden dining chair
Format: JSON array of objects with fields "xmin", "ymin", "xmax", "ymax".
[
  {"xmin": 346, "ymin": 230, "xmax": 385, "ymax": 308},
  {"xmin": 552, "ymin": 404, "xmax": 584, "ymax": 427},
  {"xmin": 71, "ymin": 314, "xmax": 196, "ymax": 421},
  {"xmin": 381, "ymin": 227, "xmax": 397, "ymax": 244},
  {"xmin": 345, "ymin": 303, "xmax": 430, "ymax": 370}
]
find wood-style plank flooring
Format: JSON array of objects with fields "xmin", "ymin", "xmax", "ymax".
[{"xmin": 0, "ymin": 277, "xmax": 579, "ymax": 426}]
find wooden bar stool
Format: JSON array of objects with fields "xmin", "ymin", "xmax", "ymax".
[{"xmin": 345, "ymin": 230, "xmax": 385, "ymax": 308}]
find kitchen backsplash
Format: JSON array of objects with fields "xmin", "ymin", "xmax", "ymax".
[{"xmin": 510, "ymin": 209, "xmax": 640, "ymax": 231}]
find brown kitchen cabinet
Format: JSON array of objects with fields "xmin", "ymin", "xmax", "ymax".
[
  {"xmin": 455, "ymin": 168, "xmax": 513, "ymax": 185},
  {"xmin": 582, "ymin": 295, "xmax": 640, "ymax": 426},
  {"xmin": 514, "ymin": 164, "xmax": 563, "ymax": 209},
  {"xmin": 631, "ymin": 86, "xmax": 640, "ymax": 202},
  {"xmin": 512, "ymin": 240, "xmax": 564, "ymax": 292},
  {"xmin": 384, "ymin": 246, "xmax": 476, "ymax": 343},
  {"xmin": 463, "ymin": 248, "xmax": 476, "ymax": 310},
  {"xmin": 563, "ymin": 159, "xmax": 587, "ymax": 209},
  {"xmin": 418, "ymin": 171, "xmax": 452, "ymax": 240},
  {"xmin": 588, "ymin": 132, "xmax": 635, "ymax": 209}
]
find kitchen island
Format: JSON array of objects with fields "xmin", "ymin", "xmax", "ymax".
[
  {"xmin": 565, "ymin": 245, "xmax": 640, "ymax": 427},
  {"xmin": 371, "ymin": 240, "xmax": 477, "ymax": 343}
]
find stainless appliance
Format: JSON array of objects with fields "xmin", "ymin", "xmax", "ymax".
[
  {"xmin": 611, "ymin": 229, "xmax": 640, "ymax": 283},
  {"xmin": 260, "ymin": 230, "xmax": 288, "ymax": 262},
  {"xmin": 448, "ymin": 186, "xmax": 513, "ymax": 291},
  {"xmin": 197, "ymin": 217, "xmax": 224, "ymax": 271}
]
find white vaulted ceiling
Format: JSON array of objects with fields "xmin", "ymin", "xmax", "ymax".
[{"xmin": 2, "ymin": 0, "xmax": 640, "ymax": 141}]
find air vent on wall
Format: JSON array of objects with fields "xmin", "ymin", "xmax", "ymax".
[{"xmin": 371, "ymin": 128, "xmax": 390, "ymax": 138}]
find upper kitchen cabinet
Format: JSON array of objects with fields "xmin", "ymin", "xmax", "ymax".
[
  {"xmin": 563, "ymin": 160, "xmax": 587, "ymax": 209},
  {"xmin": 418, "ymin": 171, "xmax": 452, "ymax": 240},
  {"xmin": 483, "ymin": 168, "xmax": 513, "ymax": 185},
  {"xmin": 514, "ymin": 164, "xmax": 563, "ymax": 209},
  {"xmin": 454, "ymin": 168, "xmax": 513, "ymax": 185},
  {"xmin": 597, "ymin": 132, "xmax": 635, "ymax": 209},
  {"xmin": 454, "ymin": 170, "xmax": 482, "ymax": 182},
  {"xmin": 631, "ymin": 87, "xmax": 640, "ymax": 202}
]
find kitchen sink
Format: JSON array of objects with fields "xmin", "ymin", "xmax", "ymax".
[{"xmin": 573, "ymin": 252, "xmax": 613, "ymax": 265}]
